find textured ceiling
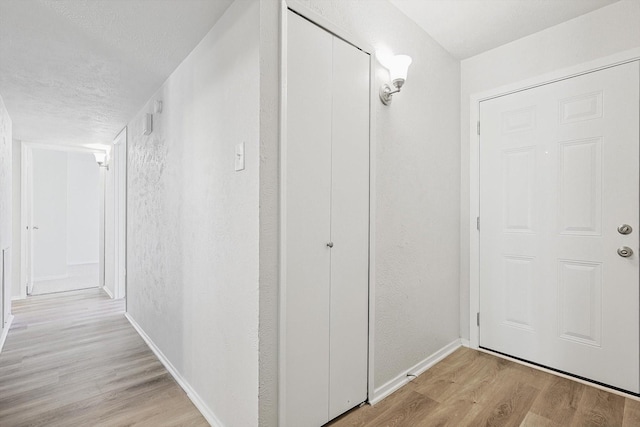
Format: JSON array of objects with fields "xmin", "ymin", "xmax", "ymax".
[
  {"xmin": 389, "ymin": 0, "xmax": 620, "ymax": 59},
  {"xmin": 0, "ymin": 0, "xmax": 233, "ymax": 147}
]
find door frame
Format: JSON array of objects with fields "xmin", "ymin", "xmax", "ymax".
[
  {"xmin": 278, "ymin": 1, "xmax": 377, "ymax": 424},
  {"xmin": 468, "ymin": 48, "xmax": 640, "ymax": 349},
  {"xmin": 19, "ymin": 142, "xmax": 109, "ymax": 299}
]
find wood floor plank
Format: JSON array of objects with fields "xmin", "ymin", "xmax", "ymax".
[
  {"xmin": 365, "ymin": 390, "xmax": 438, "ymax": 427},
  {"xmin": 528, "ymin": 375, "xmax": 584, "ymax": 425},
  {"xmin": 569, "ymin": 387, "xmax": 625, "ymax": 427},
  {"xmin": 0, "ymin": 288, "xmax": 208, "ymax": 427},
  {"xmin": 623, "ymin": 398, "xmax": 640, "ymax": 427},
  {"xmin": 413, "ymin": 392, "xmax": 477, "ymax": 427},
  {"xmin": 464, "ymin": 376, "xmax": 538, "ymax": 427},
  {"xmin": 519, "ymin": 412, "xmax": 562, "ymax": 427},
  {"xmin": 327, "ymin": 382, "xmax": 420, "ymax": 426}
]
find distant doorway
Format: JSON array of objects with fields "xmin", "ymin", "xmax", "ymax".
[{"xmin": 27, "ymin": 149, "xmax": 101, "ymax": 296}]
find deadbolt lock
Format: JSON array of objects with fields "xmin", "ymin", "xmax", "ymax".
[{"xmin": 618, "ymin": 224, "xmax": 633, "ymax": 235}]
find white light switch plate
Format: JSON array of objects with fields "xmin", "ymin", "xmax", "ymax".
[{"xmin": 235, "ymin": 142, "xmax": 245, "ymax": 171}]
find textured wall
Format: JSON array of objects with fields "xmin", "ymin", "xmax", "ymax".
[
  {"xmin": 257, "ymin": 0, "xmax": 280, "ymax": 425},
  {"xmin": 0, "ymin": 95, "xmax": 12, "ymax": 324},
  {"xmin": 0, "ymin": 96, "xmax": 10, "ymax": 249},
  {"xmin": 126, "ymin": 1, "xmax": 260, "ymax": 425},
  {"xmin": 460, "ymin": 0, "xmax": 640, "ymax": 340}
]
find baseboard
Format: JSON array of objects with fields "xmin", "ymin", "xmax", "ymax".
[
  {"xmin": 12, "ymin": 295, "xmax": 25, "ymax": 301},
  {"xmin": 0, "ymin": 314, "xmax": 15, "ymax": 354},
  {"xmin": 34, "ymin": 273, "xmax": 68, "ymax": 282},
  {"xmin": 125, "ymin": 313, "xmax": 223, "ymax": 427},
  {"xmin": 102, "ymin": 286, "xmax": 114, "ymax": 299},
  {"xmin": 460, "ymin": 338, "xmax": 470, "ymax": 347},
  {"xmin": 369, "ymin": 339, "xmax": 462, "ymax": 405}
]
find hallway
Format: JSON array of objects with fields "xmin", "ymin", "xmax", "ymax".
[{"xmin": 0, "ymin": 289, "xmax": 207, "ymax": 426}]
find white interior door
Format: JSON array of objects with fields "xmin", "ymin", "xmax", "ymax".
[
  {"xmin": 479, "ymin": 61, "xmax": 640, "ymax": 393},
  {"xmin": 31, "ymin": 149, "xmax": 68, "ymax": 283},
  {"xmin": 328, "ymin": 29, "xmax": 370, "ymax": 420},
  {"xmin": 284, "ymin": 10, "xmax": 370, "ymax": 426},
  {"xmin": 284, "ymin": 11, "xmax": 333, "ymax": 427}
]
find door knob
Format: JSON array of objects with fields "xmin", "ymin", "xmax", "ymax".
[
  {"xmin": 618, "ymin": 224, "xmax": 632, "ymax": 235},
  {"xmin": 617, "ymin": 246, "xmax": 633, "ymax": 257},
  {"xmin": 326, "ymin": 242, "xmax": 333, "ymax": 248}
]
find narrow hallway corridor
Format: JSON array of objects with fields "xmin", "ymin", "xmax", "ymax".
[{"xmin": 0, "ymin": 289, "xmax": 207, "ymax": 426}]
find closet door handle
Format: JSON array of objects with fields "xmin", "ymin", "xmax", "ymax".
[{"xmin": 326, "ymin": 242, "xmax": 333, "ymax": 248}]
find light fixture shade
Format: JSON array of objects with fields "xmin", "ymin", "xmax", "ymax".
[
  {"xmin": 93, "ymin": 152, "xmax": 106, "ymax": 164},
  {"xmin": 389, "ymin": 55, "xmax": 412, "ymax": 84}
]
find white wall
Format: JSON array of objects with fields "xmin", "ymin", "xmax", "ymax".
[
  {"xmin": 32, "ymin": 148, "xmax": 68, "ymax": 280},
  {"xmin": 126, "ymin": 1, "xmax": 259, "ymax": 425},
  {"xmin": 258, "ymin": 0, "xmax": 461, "ymax": 421},
  {"xmin": 0, "ymin": 95, "xmax": 12, "ymax": 327},
  {"xmin": 66, "ymin": 152, "xmax": 99, "ymax": 265},
  {"xmin": 459, "ymin": 0, "xmax": 640, "ymax": 339},
  {"xmin": 257, "ymin": 0, "xmax": 280, "ymax": 424}
]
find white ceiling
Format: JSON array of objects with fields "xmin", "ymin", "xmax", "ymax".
[
  {"xmin": 0, "ymin": 0, "xmax": 622, "ymax": 148},
  {"xmin": 0, "ymin": 0, "xmax": 233, "ymax": 147},
  {"xmin": 389, "ymin": 0, "xmax": 620, "ymax": 59}
]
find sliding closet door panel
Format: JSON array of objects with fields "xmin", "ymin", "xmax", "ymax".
[
  {"xmin": 328, "ymin": 37, "xmax": 370, "ymax": 419},
  {"xmin": 285, "ymin": 11, "xmax": 332, "ymax": 427}
]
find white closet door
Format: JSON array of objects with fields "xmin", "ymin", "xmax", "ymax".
[
  {"xmin": 329, "ymin": 36, "xmax": 369, "ymax": 419},
  {"xmin": 284, "ymin": 11, "xmax": 333, "ymax": 427},
  {"xmin": 284, "ymin": 9, "xmax": 370, "ymax": 427}
]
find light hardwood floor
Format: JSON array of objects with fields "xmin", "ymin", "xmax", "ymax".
[
  {"xmin": 328, "ymin": 347, "xmax": 640, "ymax": 427},
  {"xmin": 4, "ymin": 290, "xmax": 639, "ymax": 427},
  {"xmin": 0, "ymin": 288, "xmax": 208, "ymax": 427}
]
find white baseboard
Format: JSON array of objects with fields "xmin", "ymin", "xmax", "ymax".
[
  {"xmin": 0, "ymin": 314, "xmax": 15, "ymax": 354},
  {"xmin": 102, "ymin": 286, "xmax": 114, "ymax": 299},
  {"xmin": 370, "ymin": 339, "xmax": 462, "ymax": 405},
  {"xmin": 12, "ymin": 295, "xmax": 25, "ymax": 301},
  {"xmin": 125, "ymin": 313, "xmax": 223, "ymax": 427},
  {"xmin": 34, "ymin": 273, "xmax": 68, "ymax": 282},
  {"xmin": 461, "ymin": 338, "xmax": 470, "ymax": 348}
]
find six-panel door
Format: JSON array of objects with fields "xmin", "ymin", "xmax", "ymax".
[{"xmin": 479, "ymin": 61, "xmax": 640, "ymax": 393}]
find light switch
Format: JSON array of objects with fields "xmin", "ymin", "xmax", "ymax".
[{"xmin": 235, "ymin": 142, "xmax": 245, "ymax": 171}]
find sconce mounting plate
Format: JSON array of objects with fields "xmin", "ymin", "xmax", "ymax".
[{"xmin": 380, "ymin": 84, "xmax": 393, "ymax": 105}]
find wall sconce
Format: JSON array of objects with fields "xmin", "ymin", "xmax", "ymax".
[
  {"xmin": 94, "ymin": 152, "xmax": 109, "ymax": 170},
  {"xmin": 379, "ymin": 54, "xmax": 412, "ymax": 105}
]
